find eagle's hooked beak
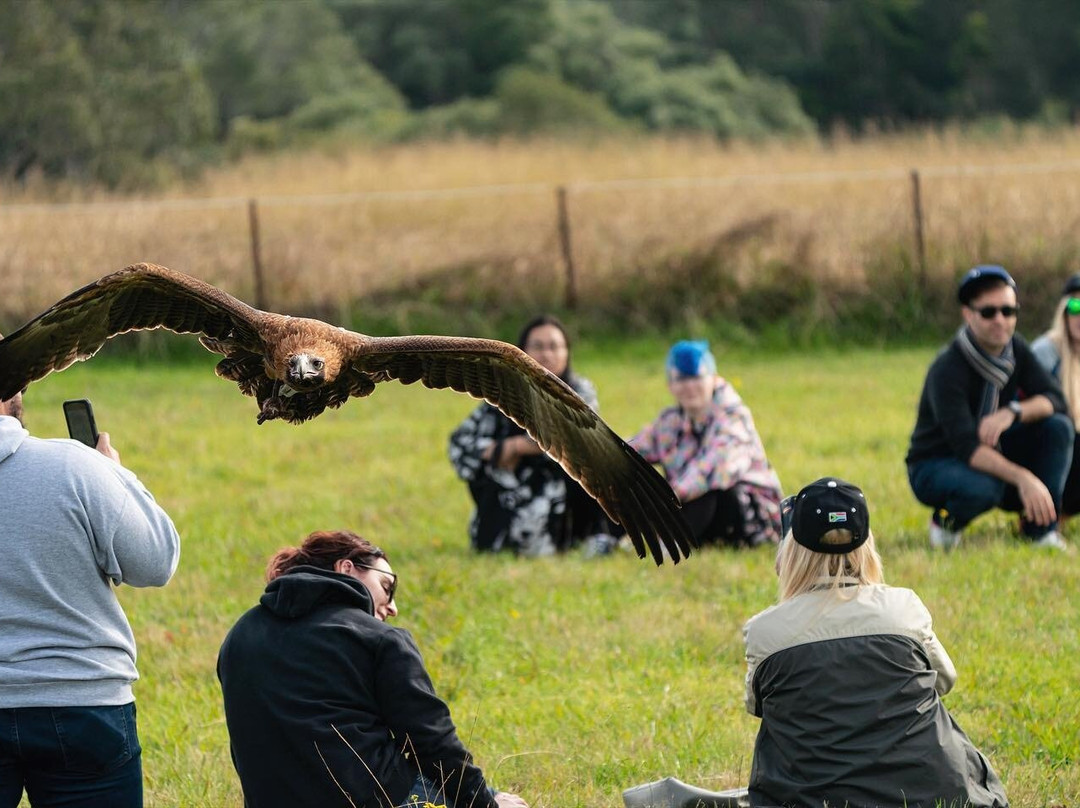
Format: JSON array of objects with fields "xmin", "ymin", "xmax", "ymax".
[{"xmin": 286, "ymin": 354, "xmax": 326, "ymax": 388}]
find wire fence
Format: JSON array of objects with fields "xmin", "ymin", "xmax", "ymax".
[{"xmin": 4, "ymin": 158, "xmax": 1080, "ymax": 326}]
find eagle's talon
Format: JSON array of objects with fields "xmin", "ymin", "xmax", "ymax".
[{"xmin": 257, "ymin": 399, "xmax": 282, "ymax": 424}]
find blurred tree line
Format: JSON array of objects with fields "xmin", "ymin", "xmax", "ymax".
[{"xmin": 2, "ymin": 0, "xmax": 1079, "ymax": 188}]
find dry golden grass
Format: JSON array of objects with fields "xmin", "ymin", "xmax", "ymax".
[{"xmin": 5, "ymin": 127, "xmax": 1080, "ymax": 326}]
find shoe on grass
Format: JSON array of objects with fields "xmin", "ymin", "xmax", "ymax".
[
  {"xmin": 581, "ymin": 533, "xmax": 618, "ymax": 559},
  {"xmin": 929, "ymin": 518, "xmax": 961, "ymax": 551},
  {"xmin": 1031, "ymin": 530, "xmax": 1068, "ymax": 550}
]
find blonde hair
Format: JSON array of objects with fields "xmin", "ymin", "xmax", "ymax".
[
  {"xmin": 777, "ymin": 529, "xmax": 884, "ymax": 601},
  {"xmin": 1044, "ymin": 296, "xmax": 1080, "ymax": 428}
]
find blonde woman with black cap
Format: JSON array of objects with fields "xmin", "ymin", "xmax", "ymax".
[
  {"xmin": 743, "ymin": 478, "xmax": 1009, "ymax": 808},
  {"xmin": 1032, "ymin": 272, "xmax": 1080, "ymax": 517}
]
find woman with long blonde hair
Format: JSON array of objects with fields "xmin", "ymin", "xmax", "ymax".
[
  {"xmin": 1032, "ymin": 272, "xmax": 1080, "ymax": 515},
  {"xmin": 742, "ymin": 478, "xmax": 1008, "ymax": 808}
]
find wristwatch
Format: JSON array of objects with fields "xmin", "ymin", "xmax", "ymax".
[{"xmin": 1007, "ymin": 400, "xmax": 1022, "ymax": 423}]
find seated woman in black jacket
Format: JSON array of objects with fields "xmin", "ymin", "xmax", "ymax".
[
  {"xmin": 744, "ymin": 478, "xmax": 1008, "ymax": 808},
  {"xmin": 217, "ymin": 530, "xmax": 529, "ymax": 808}
]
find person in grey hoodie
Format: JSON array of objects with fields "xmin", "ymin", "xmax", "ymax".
[{"xmin": 0, "ymin": 384, "xmax": 180, "ymax": 808}]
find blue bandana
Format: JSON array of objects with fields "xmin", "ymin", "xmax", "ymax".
[{"xmin": 666, "ymin": 340, "xmax": 716, "ymax": 377}]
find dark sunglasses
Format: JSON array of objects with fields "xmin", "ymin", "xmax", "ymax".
[
  {"xmin": 969, "ymin": 304, "xmax": 1019, "ymax": 319},
  {"xmin": 353, "ymin": 561, "xmax": 397, "ymax": 601},
  {"xmin": 1066, "ymin": 297, "xmax": 1080, "ymax": 316}
]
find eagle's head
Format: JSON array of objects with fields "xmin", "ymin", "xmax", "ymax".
[
  {"xmin": 273, "ymin": 331, "xmax": 344, "ymax": 392},
  {"xmin": 286, "ymin": 353, "xmax": 328, "ymax": 390}
]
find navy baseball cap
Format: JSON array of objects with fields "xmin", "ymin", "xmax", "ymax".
[
  {"xmin": 781, "ymin": 477, "xmax": 869, "ymax": 554},
  {"xmin": 957, "ymin": 265, "xmax": 1016, "ymax": 305},
  {"xmin": 1063, "ymin": 273, "xmax": 1080, "ymax": 296}
]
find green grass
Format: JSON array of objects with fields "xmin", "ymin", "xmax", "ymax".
[{"xmin": 16, "ymin": 340, "xmax": 1079, "ymax": 807}]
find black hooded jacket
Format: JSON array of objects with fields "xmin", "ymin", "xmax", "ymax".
[{"xmin": 217, "ymin": 566, "xmax": 496, "ymax": 808}]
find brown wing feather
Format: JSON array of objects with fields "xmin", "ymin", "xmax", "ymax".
[
  {"xmin": 0, "ymin": 266, "xmax": 693, "ymax": 564},
  {"xmin": 0, "ymin": 263, "xmax": 265, "ymax": 399},
  {"xmin": 350, "ymin": 335, "xmax": 695, "ymax": 565}
]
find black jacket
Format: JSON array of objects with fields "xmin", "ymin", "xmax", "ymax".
[
  {"xmin": 906, "ymin": 334, "xmax": 1067, "ymax": 465},
  {"xmin": 217, "ymin": 566, "xmax": 496, "ymax": 808},
  {"xmin": 744, "ymin": 584, "xmax": 1008, "ymax": 808}
]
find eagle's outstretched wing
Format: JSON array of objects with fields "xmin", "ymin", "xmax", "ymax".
[
  {"xmin": 0, "ymin": 263, "xmax": 263, "ymax": 400},
  {"xmin": 0, "ymin": 263, "xmax": 694, "ymax": 563},
  {"xmin": 350, "ymin": 335, "xmax": 695, "ymax": 565}
]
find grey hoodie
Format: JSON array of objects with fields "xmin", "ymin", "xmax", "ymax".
[{"xmin": 0, "ymin": 415, "xmax": 180, "ymax": 707}]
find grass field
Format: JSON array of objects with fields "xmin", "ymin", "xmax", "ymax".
[{"xmin": 13, "ymin": 338, "xmax": 1078, "ymax": 807}]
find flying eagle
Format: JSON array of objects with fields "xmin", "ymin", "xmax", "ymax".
[{"xmin": 0, "ymin": 263, "xmax": 694, "ymax": 564}]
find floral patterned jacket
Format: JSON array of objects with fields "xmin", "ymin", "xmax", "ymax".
[{"xmin": 629, "ymin": 378, "xmax": 781, "ymax": 504}]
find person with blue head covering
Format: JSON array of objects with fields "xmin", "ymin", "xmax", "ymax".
[
  {"xmin": 666, "ymin": 340, "xmax": 717, "ymax": 377},
  {"xmin": 628, "ymin": 339, "xmax": 782, "ymax": 548}
]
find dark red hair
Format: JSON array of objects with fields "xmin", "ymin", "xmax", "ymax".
[{"xmin": 265, "ymin": 530, "xmax": 388, "ymax": 582}]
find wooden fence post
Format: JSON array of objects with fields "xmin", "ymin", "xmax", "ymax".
[
  {"xmin": 910, "ymin": 169, "xmax": 927, "ymax": 284},
  {"xmin": 556, "ymin": 185, "xmax": 578, "ymax": 309},
  {"xmin": 248, "ymin": 198, "xmax": 267, "ymax": 310}
]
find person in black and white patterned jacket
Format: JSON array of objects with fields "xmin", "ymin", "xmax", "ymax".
[{"xmin": 448, "ymin": 315, "xmax": 613, "ymax": 557}]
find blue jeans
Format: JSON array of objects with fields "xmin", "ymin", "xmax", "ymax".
[
  {"xmin": 908, "ymin": 413, "xmax": 1074, "ymax": 537},
  {"xmin": 396, "ymin": 773, "xmax": 498, "ymax": 808},
  {"xmin": 0, "ymin": 703, "xmax": 142, "ymax": 808}
]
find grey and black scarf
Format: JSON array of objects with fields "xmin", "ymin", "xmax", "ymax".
[{"xmin": 955, "ymin": 326, "xmax": 1015, "ymax": 418}]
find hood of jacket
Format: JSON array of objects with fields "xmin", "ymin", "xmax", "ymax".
[
  {"xmin": 259, "ymin": 565, "xmax": 376, "ymax": 620},
  {"xmin": 0, "ymin": 415, "xmax": 28, "ymax": 464}
]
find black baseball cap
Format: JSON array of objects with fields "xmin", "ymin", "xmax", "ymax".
[
  {"xmin": 957, "ymin": 264, "xmax": 1016, "ymax": 305},
  {"xmin": 1063, "ymin": 273, "xmax": 1080, "ymax": 296},
  {"xmin": 781, "ymin": 477, "xmax": 870, "ymax": 554}
]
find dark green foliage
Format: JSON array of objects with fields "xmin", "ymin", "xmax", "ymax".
[
  {"xmin": 494, "ymin": 68, "xmax": 629, "ymax": 135},
  {"xmin": 0, "ymin": 0, "xmax": 98, "ymax": 181},
  {"xmin": 5, "ymin": 0, "xmax": 1080, "ymax": 185},
  {"xmin": 0, "ymin": 0, "xmax": 215, "ymax": 187},
  {"xmin": 406, "ymin": 67, "xmax": 630, "ymax": 140},
  {"xmin": 529, "ymin": 0, "xmax": 813, "ymax": 138},
  {"xmin": 325, "ymin": 0, "xmax": 555, "ymax": 107},
  {"xmin": 409, "ymin": 98, "xmax": 503, "ymax": 139},
  {"xmin": 609, "ymin": 0, "xmax": 1080, "ymax": 129},
  {"xmin": 179, "ymin": 0, "xmax": 405, "ymax": 134},
  {"xmin": 813, "ymin": 0, "xmax": 971, "ymax": 125}
]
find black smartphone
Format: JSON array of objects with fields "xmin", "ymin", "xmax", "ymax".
[{"xmin": 63, "ymin": 399, "xmax": 100, "ymax": 448}]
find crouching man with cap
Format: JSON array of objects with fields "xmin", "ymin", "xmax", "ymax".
[
  {"xmin": 906, "ymin": 264, "xmax": 1073, "ymax": 550},
  {"xmin": 742, "ymin": 478, "xmax": 1009, "ymax": 808}
]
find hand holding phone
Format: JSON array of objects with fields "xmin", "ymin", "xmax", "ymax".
[{"xmin": 63, "ymin": 399, "xmax": 100, "ymax": 448}]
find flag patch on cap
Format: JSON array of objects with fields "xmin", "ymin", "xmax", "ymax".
[{"xmin": 828, "ymin": 511, "xmax": 848, "ymax": 523}]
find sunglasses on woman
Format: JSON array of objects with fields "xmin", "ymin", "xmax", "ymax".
[
  {"xmin": 1066, "ymin": 297, "xmax": 1080, "ymax": 316},
  {"xmin": 352, "ymin": 562, "xmax": 397, "ymax": 601},
  {"xmin": 969, "ymin": 304, "xmax": 1019, "ymax": 319}
]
